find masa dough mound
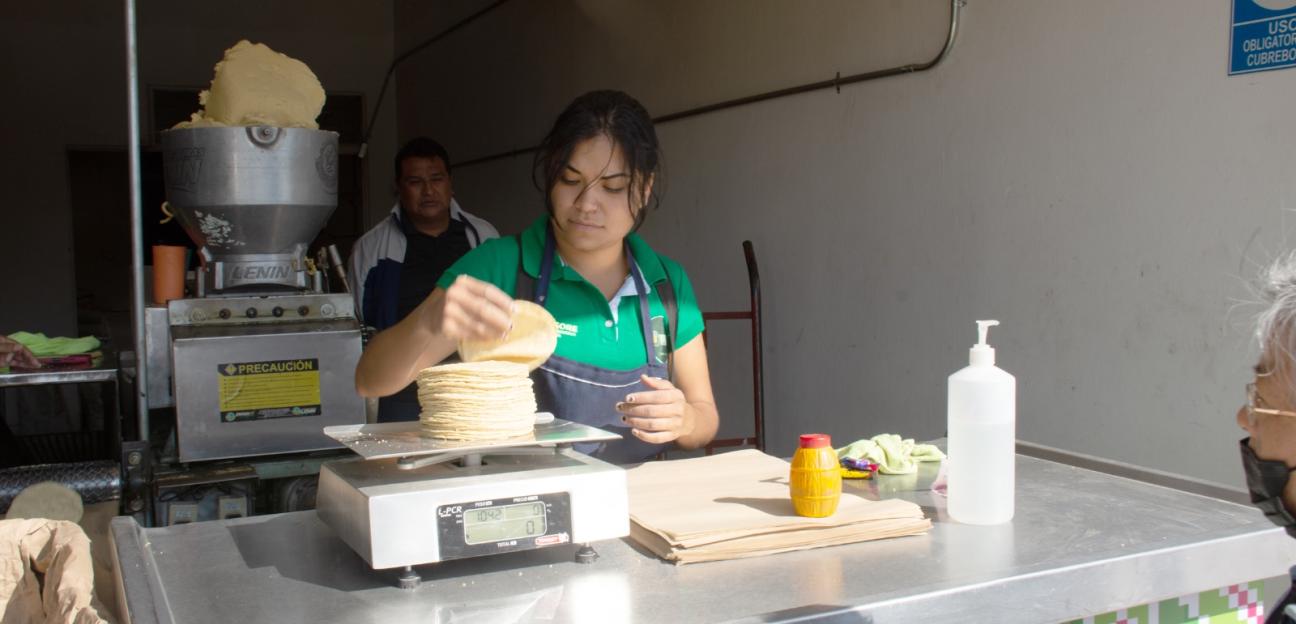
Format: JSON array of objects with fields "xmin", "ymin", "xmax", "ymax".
[{"xmin": 174, "ymin": 40, "xmax": 325, "ymax": 129}]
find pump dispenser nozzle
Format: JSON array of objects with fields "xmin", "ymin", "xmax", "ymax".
[{"xmin": 970, "ymin": 320, "xmax": 999, "ymax": 366}]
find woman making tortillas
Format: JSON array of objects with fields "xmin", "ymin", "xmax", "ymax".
[{"xmin": 356, "ymin": 90, "xmax": 719, "ymax": 463}]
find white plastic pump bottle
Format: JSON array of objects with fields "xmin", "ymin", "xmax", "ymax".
[{"xmin": 946, "ymin": 320, "xmax": 1016, "ymax": 525}]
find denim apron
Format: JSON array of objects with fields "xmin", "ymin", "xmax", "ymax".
[{"xmin": 527, "ymin": 227, "xmax": 669, "ymax": 464}]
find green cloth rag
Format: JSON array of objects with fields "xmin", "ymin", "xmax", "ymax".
[
  {"xmin": 836, "ymin": 434, "xmax": 946, "ymax": 475},
  {"xmin": 8, "ymin": 332, "xmax": 101, "ymax": 357}
]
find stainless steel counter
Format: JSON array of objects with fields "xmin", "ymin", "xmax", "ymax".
[{"xmin": 110, "ymin": 453, "xmax": 1296, "ymax": 624}]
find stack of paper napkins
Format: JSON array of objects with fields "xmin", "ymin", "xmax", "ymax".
[{"xmin": 627, "ymin": 449, "xmax": 931, "ymax": 564}]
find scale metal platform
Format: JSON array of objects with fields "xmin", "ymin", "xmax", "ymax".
[{"xmin": 315, "ymin": 417, "xmax": 629, "ymax": 588}]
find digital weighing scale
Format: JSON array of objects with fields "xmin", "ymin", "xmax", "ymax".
[{"xmin": 315, "ymin": 417, "xmax": 629, "ymax": 588}]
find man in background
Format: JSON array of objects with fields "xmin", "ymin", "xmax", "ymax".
[{"xmin": 349, "ymin": 137, "xmax": 498, "ymax": 421}]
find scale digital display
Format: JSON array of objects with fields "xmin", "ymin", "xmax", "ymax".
[
  {"xmin": 463, "ymin": 501, "xmax": 547, "ymax": 544},
  {"xmin": 436, "ymin": 491, "xmax": 573, "ymax": 561}
]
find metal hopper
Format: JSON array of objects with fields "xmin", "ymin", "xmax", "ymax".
[{"xmin": 161, "ymin": 126, "xmax": 339, "ymax": 294}]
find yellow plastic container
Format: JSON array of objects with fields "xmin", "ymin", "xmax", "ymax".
[{"xmin": 790, "ymin": 433, "xmax": 842, "ymax": 517}]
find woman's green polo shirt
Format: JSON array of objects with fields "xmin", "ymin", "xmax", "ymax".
[{"xmin": 437, "ymin": 216, "xmax": 704, "ymax": 371}]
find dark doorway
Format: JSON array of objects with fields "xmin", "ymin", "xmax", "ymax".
[{"xmin": 67, "ymin": 149, "xmax": 136, "ymax": 346}]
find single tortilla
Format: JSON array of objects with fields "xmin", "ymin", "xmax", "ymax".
[
  {"xmin": 458, "ymin": 300, "xmax": 558, "ymax": 370},
  {"xmin": 5, "ymin": 481, "xmax": 84, "ymax": 523}
]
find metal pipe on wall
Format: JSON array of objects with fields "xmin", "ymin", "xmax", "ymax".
[
  {"xmin": 454, "ymin": 0, "xmax": 966, "ymax": 168},
  {"xmin": 125, "ymin": 0, "xmax": 149, "ymax": 442},
  {"xmin": 359, "ymin": 0, "xmax": 515, "ymax": 159},
  {"xmin": 654, "ymin": 0, "xmax": 964, "ymax": 124}
]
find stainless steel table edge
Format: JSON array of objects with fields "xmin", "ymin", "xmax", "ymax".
[
  {"xmin": 723, "ymin": 517, "xmax": 1295, "ymax": 624},
  {"xmin": 111, "ymin": 516, "xmax": 177, "ymax": 624},
  {"xmin": 0, "ymin": 366, "xmax": 119, "ymax": 387},
  {"xmin": 1015, "ymin": 440, "xmax": 1249, "ymax": 505}
]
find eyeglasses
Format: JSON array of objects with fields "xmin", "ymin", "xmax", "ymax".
[{"xmin": 1247, "ymin": 382, "xmax": 1296, "ymax": 424}]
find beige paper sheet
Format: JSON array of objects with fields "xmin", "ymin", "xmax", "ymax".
[{"xmin": 626, "ymin": 449, "xmax": 931, "ymax": 564}]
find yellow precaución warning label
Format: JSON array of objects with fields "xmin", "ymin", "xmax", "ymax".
[{"xmin": 217, "ymin": 358, "xmax": 322, "ymax": 423}]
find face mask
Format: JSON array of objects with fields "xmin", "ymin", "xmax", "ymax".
[{"xmin": 1240, "ymin": 438, "xmax": 1296, "ymax": 538}]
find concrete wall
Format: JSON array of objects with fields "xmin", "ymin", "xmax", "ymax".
[
  {"xmin": 0, "ymin": 1, "xmax": 396, "ymax": 336},
  {"xmin": 393, "ymin": 0, "xmax": 1292, "ymax": 489}
]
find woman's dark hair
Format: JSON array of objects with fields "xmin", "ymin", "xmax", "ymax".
[{"xmin": 533, "ymin": 90, "xmax": 661, "ymax": 230}]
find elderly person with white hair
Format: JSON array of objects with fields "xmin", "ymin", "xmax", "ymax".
[{"xmin": 1238, "ymin": 253, "xmax": 1296, "ymax": 623}]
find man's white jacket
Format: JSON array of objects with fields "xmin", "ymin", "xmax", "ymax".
[{"xmin": 347, "ymin": 199, "xmax": 499, "ymax": 329}]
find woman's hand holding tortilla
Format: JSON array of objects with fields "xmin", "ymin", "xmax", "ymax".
[{"xmin": 433, "ymin": 275, "xmax": 515, "ymax": 342}]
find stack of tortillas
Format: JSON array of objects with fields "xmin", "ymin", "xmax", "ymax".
[
  {"xmin": 417, "ymin": 300, "xmax": 559, "ymax": 441},
  {"xmin": 418, "ymin": 361, "xmax": 537, "ymax": 439}
]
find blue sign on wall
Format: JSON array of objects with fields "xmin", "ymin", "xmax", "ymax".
[{"xmin": 1231, "ymin": 0, "xmax": 1296, "ymax": 74}]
